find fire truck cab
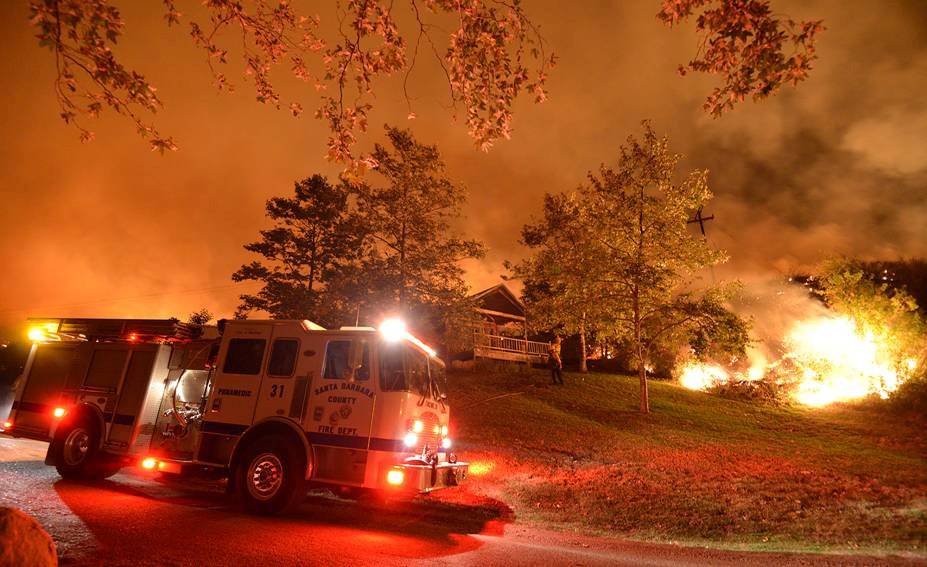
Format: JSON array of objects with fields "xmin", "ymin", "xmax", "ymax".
[{"xmin": 1, "ymin": 317, "xmax": 467, "ymax": 514}]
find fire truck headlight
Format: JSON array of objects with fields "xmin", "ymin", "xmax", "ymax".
[
  {"xmin": 1, "ymin": 420, "xmax": 11, "ymax": 430},
  {"xmin": 379, "ymin": 318, "xmax": 406, "ymax": 342},
  {"xmin": 441, "ymin": 425, "xmax": 449, "ymax": 437},
  {"xmin": 52, "ymin": 407, "xmax": 67, "ymax": 419},
  {"xmin": 412, "ymin": 420, "xmax": 423, "ymax": 433},
  {"xmin": 386, "ymin": 469, "xmax": 404, "ymax": 486},
  {"xmin": 141, "ymin": 457, "xmax": 158, "ymax": 470},
  {"xmin": 442, "ymin": 437, "xmax": 452, "ymax": 450},
  {"xmin": 403, "ymin": 432, "xmax": 418, "ymax": 447}
]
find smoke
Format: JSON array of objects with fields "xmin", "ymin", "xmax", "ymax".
[
  {"xmin": 1, "ymin": 0, "xmax": 926, "ymax": 338},
  {"xmin": 731, "ymin": 279, "xmax": 832, "ymax": 371},
  {"xmin": 681, "ymin": 2, "xmax": 927, "ymax": 280}
]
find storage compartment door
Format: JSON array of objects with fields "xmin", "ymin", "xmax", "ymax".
[
  {"xmin": 105, "ymin": 349, "xmax": 157, "ymax": 450},
  {"xmin": 12, "ymin": 344, "xmax": 77, "ymax": 439}
]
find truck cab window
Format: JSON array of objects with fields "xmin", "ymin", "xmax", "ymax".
[
  {"xmin": 323, "ymin": 340, "xmax": 370, "ymax": 381},
  {"xmin": 222, "ymin": 339, "xmax": 266, "ymax": 375},
  {"xmin": 379, "ymin": 343, "xmax": 430, "ymax": 395},
  {"xmin": 430, "ymin": 360, "xmax": 448, "ymax": 398},
  {"xmin": 267, "ymin": 339, "xmax": 299, "ymax": 377},
  {"xmin": 379, "ymin": 343, "xmax": 404, "ymax": 391},
  {"xmin": 405, "ymin": 349, "xmax": 429, "ymax": 396}
]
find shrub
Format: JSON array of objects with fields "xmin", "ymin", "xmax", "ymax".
[{"xmin": 708, "ymin": 379, "xmax": 788, "ymax": 406}]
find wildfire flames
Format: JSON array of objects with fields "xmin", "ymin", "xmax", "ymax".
[{"xmin": 679, "ymin": 315, "xmax": 920, "ymax": 407}]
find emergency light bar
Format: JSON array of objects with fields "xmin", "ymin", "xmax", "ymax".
[
  {"xmin": 378, "ymin": 318, "xmax": 437, "ymax": 357},
  {"xmin": 25, "ymin": 318, "xmax": 198, "ymax": 343}
]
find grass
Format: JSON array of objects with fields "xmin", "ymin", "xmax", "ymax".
[{"xmin": 444, "ymin": 364, "xmax": 927, "ymax": 555}]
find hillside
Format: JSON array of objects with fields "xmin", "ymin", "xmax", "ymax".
[{"xmin": 442, "ymin": 365, "xmax": 927, "ymax": 555}]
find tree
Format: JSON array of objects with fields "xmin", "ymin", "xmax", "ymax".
[
  {"xmin": 587, "ymin": 121, "xmax": 736, "ymax": 413},
  {"xmin": 818, "ymin": 258, "xmax": 927, "ymax": 375},
  {"xmin": 185, "ymin": 308, "xmax": 213, "ymax": 337},
  {"xmin": 28, "ymin": 0, "xmax": 554, "ymax": 169},
  {"xmin": 186, "ymin": 308, "xmax": 213, "ymax": 326},
  {"xmin": 348, "ymin": 125, "xmax": 485, "ymax": 327},
  {"xmin": 232, "ymin": 175, "xmax": 358, "ymax": 325},
  {"xmin": 658, "ymin": 0, "xmax": 824, "ymax": 117},
  {"xmin": 509, "ymin": 192, "xmax": 607, "ymax": 372}
]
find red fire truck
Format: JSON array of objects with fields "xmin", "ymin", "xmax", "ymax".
[{"xmin": 1, "ymin": 317, "xmax": 467, "ymax": 514}]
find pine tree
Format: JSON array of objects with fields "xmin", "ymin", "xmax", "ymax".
[
  {"xmin": 232, "ymin": 175, "xmax": 358, "ymax": 326},
  {"xmin": 348, "ymin": 126, "xmax": 485, "ymax": 326}
]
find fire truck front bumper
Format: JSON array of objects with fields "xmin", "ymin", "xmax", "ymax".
[{"xmin": 385, "ymin": 460, "xmax": 469, "ymax": 493}]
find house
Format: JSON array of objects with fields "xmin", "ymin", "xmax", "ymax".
[{"xmin": 469, "ymin": 283, "xmax": 549, "ymax": 364}]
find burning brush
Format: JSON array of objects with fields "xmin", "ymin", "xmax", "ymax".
[{"xmin": 679, "ymin": 315, "xmax": 921, "ymax": 407}]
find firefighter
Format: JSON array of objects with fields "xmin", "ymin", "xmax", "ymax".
[{"xmin": 548, "ymin": 336, "xmax": 564, "ymax": 385}]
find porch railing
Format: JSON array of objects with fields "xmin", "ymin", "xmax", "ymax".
[{"xmin": 473, "ymin": 329, "xmax": 549, "ymax": 362}]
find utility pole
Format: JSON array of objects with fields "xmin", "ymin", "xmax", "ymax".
[
  {"xmin": 688, "ymin": 207, "xmax": 716, "ymax": 283},
  {"xmin": 687, "ymin": 206, "xmax": 714, "ymax": 236}
]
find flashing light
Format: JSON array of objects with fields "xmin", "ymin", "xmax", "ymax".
[
  {"xmin": 127, "ymin": 333, "xmax": 138, "ymax": 342},
  {"xmin": 412, "ymin": 420, "xmax": 424, "ymax": 433},
  {"xmin": 442, "ymin": 437, "xmax": 452, "ymax": 450},
  {"xmin": 386, "ymin": 469, "xmax": 405, "ymax": 486},
  {"xmin": 141, "ymin": 457, "xmax": 158, "ymax": 470},
  {"xmin": 403, "ymin": 432, "xmax": 418, "ymax": 447},
  {"xmin": 441, "ymin": 425, "xmax": 448, "ymax": 437},
  {"xmin": 1, "ymin": 420, "xmax": 11, "ymax": 430},
  {"xmin": 27, "ymin": 322, "xmax": 57, "ymax": 343},
  {"xmin": 52, "ymin": 407, "xmax": 67, "ymax": 419},
  {"xmin": 379, "ymin": 318, "xmax": 407, "ymax": 342},
  {"xmin": 377, "ymin": 318, "xmax": 438, "ymax": 357}
]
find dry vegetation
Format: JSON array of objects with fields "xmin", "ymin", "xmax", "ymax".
[{"xmin": 442, "ymin": 365, "xmax": 927, "ymax": 554}]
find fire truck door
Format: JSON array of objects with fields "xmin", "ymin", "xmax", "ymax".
[
  {"xmin": 203, "ymin": 324, "xmax": 271, "ymax": 430},
  {"xmin": 305, "ymin": 337, "xmax": 375, "ymax": 447},
  {"xmin": 253, "ymin": 330, "xmax": 310, "ymax": 424}
]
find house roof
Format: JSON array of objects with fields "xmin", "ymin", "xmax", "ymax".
[{"xmin": 469, "ymin": 283, "xmax": 526, "ymax": 320}]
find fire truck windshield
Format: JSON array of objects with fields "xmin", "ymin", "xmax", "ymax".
[
  {"xmin": 430, "ymin": 361, "xmax": 448, "ymax": 399},
  {"xmin": 379, "ymin": 342, "xmax": 444, "ymax": 399}
]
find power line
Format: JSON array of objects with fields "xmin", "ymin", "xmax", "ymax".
[{"xmin": 0, "ymin": 281, "xmax": 261, "ymax": 316}]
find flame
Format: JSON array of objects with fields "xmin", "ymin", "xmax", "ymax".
[
  {"xmin": 784, "ymin": 316, "xmax": 903, "ymax": 406},
  {"xmin": 678, "ymin": 315, "xmax": 919, "ymax": 407},
  {"xmin": 678, "ymin": 363, "xmax": 729, "ymax": 390}
]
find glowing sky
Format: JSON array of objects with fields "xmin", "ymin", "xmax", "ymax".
[{"xmin": 1, "ymin": 1, "xmax": 925, "ymax": 337}]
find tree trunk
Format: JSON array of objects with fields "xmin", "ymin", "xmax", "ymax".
[
  {"xmin": 578, "ymin": 315, "xmax": 588, "ymax": 373},
  {"xmin": 634, "ymin": 293, "xmax": 650, "ymax": 414},
  {"xmin": 637, "ymin": 346, "xmax": 649, "ymax": 414},
  {"xmin": 635, "ymin": 183, "xmax": 649, "ymax": 414}
]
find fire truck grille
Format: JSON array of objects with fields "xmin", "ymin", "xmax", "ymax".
[{"xmin": 416, "ymin": 411, "xmax": 441, "ymax": 452}]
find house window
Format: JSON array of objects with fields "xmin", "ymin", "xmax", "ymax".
[{"xmin": 222, "ymin": 339, "xmax": 266, "ymax": 375}]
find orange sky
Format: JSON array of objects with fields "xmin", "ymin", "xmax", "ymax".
[{"xmin": 1, "ymin": 1, "xmax": 926, "ymax": 338}]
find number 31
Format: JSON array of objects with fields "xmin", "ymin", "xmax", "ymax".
[{"xmin": 270, "ymin": 384, "xmax": 285, "ymax": 398}]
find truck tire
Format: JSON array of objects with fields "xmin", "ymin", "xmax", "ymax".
[
  {"xmin": 52, "ymin": 417, "xmax": 117, "ymax": 480},
  {"xmin": 236, "ymin": 436, "xmax": 306, "ymax": 515}
]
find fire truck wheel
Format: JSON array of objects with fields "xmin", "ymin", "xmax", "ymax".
[
  {"xmin": 53, "ymin": 417, "xmax": 105, "ymax": 480},
  {"xmin": 236, "ymin": 437, "xmax": 306, "ymax": 515}
]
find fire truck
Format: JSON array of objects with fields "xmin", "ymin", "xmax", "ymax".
[{"xmin": 0, "ymin": 317, "xmax": 467, "ymax": 514}]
